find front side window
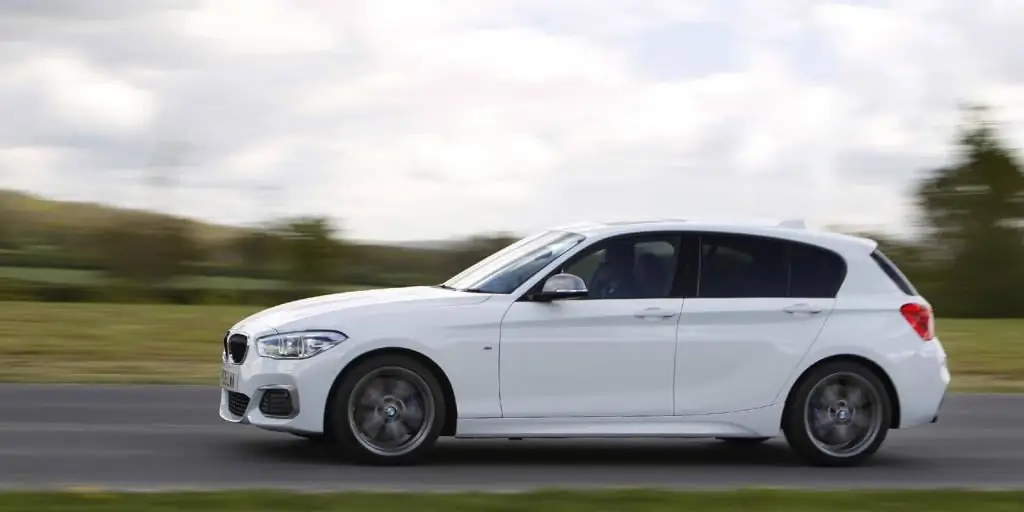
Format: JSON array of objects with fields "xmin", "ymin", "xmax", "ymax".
[
  {"xmin": 561, "ymin": 235, "xmax": 681, "ymax": 299},
  {"xmin": 442, "ymin": 230, "xmax": 586, "ymax": 294}
]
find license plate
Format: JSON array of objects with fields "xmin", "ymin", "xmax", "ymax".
[{"xmin": 221, "ymin": 367, "xmax": 239, "ymax": 390}]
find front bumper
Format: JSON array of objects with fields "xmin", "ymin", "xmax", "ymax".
[
  {"xmin": 221, "ymin": 384, "xmax": 300, "ymax": 420},
  {"xmin": 219, "ymin": 379, "xmax": 317, "ymax": 434},
  {"xmin": 218, "ymin": 349, "xmax": 343, "ymax": 435}
]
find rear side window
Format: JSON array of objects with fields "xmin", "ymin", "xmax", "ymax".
[
  {"xmin": 698, "ymin": 234, "xmax": 789, "ymax": 298},
  {"xmin": 696, "ymin": 233, "xmax": 846, "ymax": 299},
  {"xmin": 789, "ymin": 243, "xmax": 847, "ymax": 298},
  {"xmin": 870, "ymin": 250, "xmax": 918, "ymax": 295}
]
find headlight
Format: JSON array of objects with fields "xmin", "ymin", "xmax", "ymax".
[{"xmin": 255, "ymin": 330, "xmax": 348, "ymax": 359}]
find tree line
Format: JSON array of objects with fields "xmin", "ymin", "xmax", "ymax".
[
  {"xmin": 857, "ymin": 106, "xmax": 1024, "ymax": 318},
  {"xmin": 0, "ymin": 106, "xmax": 1021, "ymax": 317},
  {"xmin": 0, "ymin": 202, "xmax": 519, "ymax": 305}
]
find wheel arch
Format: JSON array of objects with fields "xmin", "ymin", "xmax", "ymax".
[
  {"xmin": 324, "ymin": 347, "xmax": 459, "ymax": 436},
  {"xmin": 782, "ymin": 354, "xmax": 901, "ymax": 429}
]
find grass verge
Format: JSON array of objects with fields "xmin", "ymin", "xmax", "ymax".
[
  {"xmin": 2, "ymin": 490, "xmax": 1024, "ymax": 512},
  {"xmin": 0, "ymin": 301, "xmax": 1021, "ymax": 391},
  {"xmin": 0, "ymin": 301, "xmax": 257, "ymax": 384}
]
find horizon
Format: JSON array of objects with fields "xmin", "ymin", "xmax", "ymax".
[{"xmin": 0, "ymin": 186, "xmax": 913, "ymax": 246}]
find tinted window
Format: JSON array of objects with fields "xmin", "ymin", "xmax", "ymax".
[
  {"xmin": 790, "ymin": 243, "xmax": 846, "ymax": 298},
  {"xmin": 697, "ymin": 233, "xmax": 848, "ymax": 299},
  {"xmin": 698, "ymin": 234, "xmax": 788, "ymax": 298},
  {"xmin": 562, "ymin": 235, "xmax": 681, "ymax": 299},
  {"xmin": 871, "ymin": 250, "xmax": 917, "ymax": 295}
]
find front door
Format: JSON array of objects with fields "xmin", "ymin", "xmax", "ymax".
[{"xmin": 498, "ymin": 233, "xmax": 686, "ymax": 418}]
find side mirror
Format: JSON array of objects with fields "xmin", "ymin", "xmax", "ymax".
[{"xmin": 537, "ymin": 273, "xmax": 588, "ymax": 301}]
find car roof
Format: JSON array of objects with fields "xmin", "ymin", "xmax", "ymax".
[{"xmin": 550, "ymin": 218, "xmax": 877, "ymax": 256}]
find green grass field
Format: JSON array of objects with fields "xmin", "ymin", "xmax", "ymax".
[
  {"xmin": 0, "ymin": 301, "xmax": 1021, "ymax": 391},
  {"xmin": 0, "ymin": 266, "xmax": 286, "ymax": 290},
  {"xmin": 1, "ymin": 490, "xmax": 1022, "ymax": 512}
]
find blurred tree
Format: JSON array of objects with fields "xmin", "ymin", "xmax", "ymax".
[
  {"xmin": 276, "ymin": 216, "xmax": 343, "ymax": 285},
  {"xmin": 234, "ymin": 228, "xmax": 282, "ymax": 276},
  {"xmin": 914, "ymin": 105, "xmax": 1024, "ymax": 317},
  {"xmin": 98, "ymin": 217, "xmax": 202, "ymax": 286},
  {"xmin": 0, "ymin": 200, "xmax": 13, "ymax": 250}
]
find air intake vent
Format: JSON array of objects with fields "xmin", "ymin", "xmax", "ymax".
[{"xmin": 227, "ymin": 391, "xmax": 250, "ymax": 416}]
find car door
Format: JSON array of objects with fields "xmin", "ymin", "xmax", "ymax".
[
  {"xmin": 674, "ymin": 233, "xmax": 845, "ymax": 416},
  {"xmin": 498, "ymin": 233, "xmax": 687, "ymax": 418}
]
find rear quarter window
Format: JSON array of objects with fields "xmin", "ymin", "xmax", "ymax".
[{"xmin": 788, "ymin": 243, "xmax": 847, "ymax": 298}]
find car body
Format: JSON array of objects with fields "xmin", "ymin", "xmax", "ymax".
[{"xmin": 219, "ymin": 218, "xmax": 950, "ymax": 466}]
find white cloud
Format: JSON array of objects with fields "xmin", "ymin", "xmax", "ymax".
[
  {"xmin": 3, "ymin": 52, "xmax": 154, "ymax": 133},
  {"xmin": 2, "ymin": 0, "xmax": 1024, "ymax": 241},
  {"xmin": 173, "ymin": 0, "xmax": 337, "ymax": 55},
  {"xmin": 0, "ymin": 147, "xmax": 66, "ymax": 191}
]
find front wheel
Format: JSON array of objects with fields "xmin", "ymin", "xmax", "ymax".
[
  {"xmin": 327, "ymin": 354, "xmax": 446, "ymax": 465},
  {"xmin": 782, "ymin": 361, "xmax": 891, "ymax": 467}
]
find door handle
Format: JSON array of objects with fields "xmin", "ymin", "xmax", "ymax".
[
  {"xmin": 634, "ymin": 307, "xmax": 678, "ymax": 319},
  {"xmin": 782, "ymin": 303, "xmax": 823, "ymax": 314}
]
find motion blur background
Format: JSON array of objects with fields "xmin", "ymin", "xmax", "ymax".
[{"xmin": 0, "ymin": 1, "xmax": 1022, "ymax": 385}]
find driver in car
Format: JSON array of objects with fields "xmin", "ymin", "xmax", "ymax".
[{"xmin": 589, "ymin": 244, "xmax": 640, "ymax": 299}]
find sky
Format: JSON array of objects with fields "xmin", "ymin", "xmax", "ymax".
[{"xmin": 1, "ymin": 0, "xmax": 1024, "ymax": 242}]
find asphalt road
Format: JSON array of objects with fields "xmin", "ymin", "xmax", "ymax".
[{"xmin": 1, "ymin": 384, "xmax": 1023, "ymax": 491}]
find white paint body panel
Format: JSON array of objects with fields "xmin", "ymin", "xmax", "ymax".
[
  {"xmin": 499, "ymin": 298, "xmax": 682, "ymax": 417},
  {"xmin": 674, "ymin": 297, "xmax": 834, "ymax": 415},
  {"xmin": 219, "ymin": 219, "xmax": 950, "ymax": 442}
]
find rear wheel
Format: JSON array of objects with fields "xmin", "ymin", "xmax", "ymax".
[
  {"xmin": 327, "ymin": 354, "xmax": 446, "ymax": 465},
  {"xmin": 782, "ymin": 361, "xmax": 891, "ymax": 467}
]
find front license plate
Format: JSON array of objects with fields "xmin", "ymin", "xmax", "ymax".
[{"xmin": 221, "ymin": 366, "xmax": 239, "ymax": 391}]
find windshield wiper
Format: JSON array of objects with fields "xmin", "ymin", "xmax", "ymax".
[{"xmin": 434, "ymin": 284, "xmax": 457, "ymax": 290}]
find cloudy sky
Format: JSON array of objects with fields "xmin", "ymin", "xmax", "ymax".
[{"xmin": 1, "ymin": 0, "xmax": 1023, "ymax": 241}]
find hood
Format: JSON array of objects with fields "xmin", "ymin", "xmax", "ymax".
[{"xmin": 232, "ymin": 285, "xmax": 492, "ymax": 331}]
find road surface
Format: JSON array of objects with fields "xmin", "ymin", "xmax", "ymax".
[{"xmin": 1, "ymin": 384, "xmax": 1022, "ymax": 491}]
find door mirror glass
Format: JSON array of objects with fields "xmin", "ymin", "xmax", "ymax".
[{"xmin": 538, "ymin": 273, "xmax": 588, "ymax": 300}]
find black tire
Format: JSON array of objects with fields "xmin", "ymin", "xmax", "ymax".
[
  {"xmin": 716, "ymin": 437, "xmax": 770, "ymax": 445},
  {"xmin": 327, "ymin": 354, "xmax": 446, "ymax": 466},
  {"xmin": 782, "ymin": 360, "xmax": 891, "ymax": 467}
]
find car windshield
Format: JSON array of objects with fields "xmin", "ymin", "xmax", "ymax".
[{"xmin": 441, "ymin": 230, "xmax": 586, "ymax": 294}]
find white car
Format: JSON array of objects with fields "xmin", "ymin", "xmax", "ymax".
[{"xmin": 219, "ymin": 219, "xmax": 950, "ymax": 467}]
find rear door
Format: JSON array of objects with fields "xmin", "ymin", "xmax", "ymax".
[{"xmin": 673, "ymin": 233, "xmax": 846, "ymax": 415}]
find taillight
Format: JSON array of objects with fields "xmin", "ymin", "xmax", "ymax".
[{"xmin": 900, "ymin": 303, "xmax": 934, "ymax": 341}]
